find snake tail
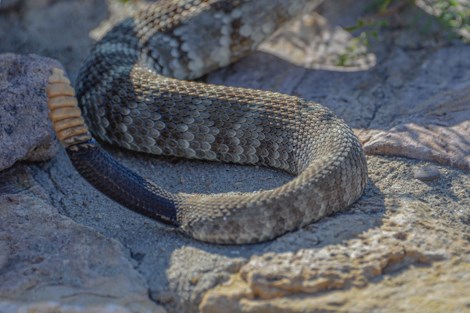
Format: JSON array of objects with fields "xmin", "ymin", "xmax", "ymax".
[{"xmin": 46, "ymin": 68, "xmax": 180, "ymax": 226}]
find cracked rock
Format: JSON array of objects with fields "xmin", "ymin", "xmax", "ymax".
[
  {"xmin": 0, "ymin": 53, "xmax": 59, "ymax": 172},
  {"xmin": 0, "ymin": 171, "xmax": 166, "ymax": 313}
]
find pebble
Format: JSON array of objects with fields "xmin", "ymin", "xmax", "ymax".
[{"xmin": 413, "ymin": 165, "xmax": 441, "ymax": 181}]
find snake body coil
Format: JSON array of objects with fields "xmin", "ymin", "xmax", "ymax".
[{"xmin": 47, "ymin": 0, "xmax": 368, "ymax": 244}]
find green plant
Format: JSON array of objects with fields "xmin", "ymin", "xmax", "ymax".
[
  {"xmin": 337, "ymin": 0, "xmax": 469, "ymax": 66},
  {"xmin": 433, "ymin": 0, "xmax": 470, "ymax": 40},
  {"xmin": 366, "ymin": 0, "xmax": 401, "ymax": 13},
  {"xmin": 336, "ymin": 5, "xmax": 395, "ymax": 67}
]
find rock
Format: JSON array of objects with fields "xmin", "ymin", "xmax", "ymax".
[
  {"xmin": 0, "ymin": 53, "xmax": 59, "ymax": 171},
  {"xmin": 90, "ymin": 0, "xmax": 148, "ymax": 41},
  {"xmin": 0, "ymin": 0, "xmax": 107, "ymax": 80},
  {"xmin": 259, "ymin": 12, "xmax": 375, "ymax": 70},
  {"xmin": 0, "ymin": 0, "xmax": 21, "ymax": 11},
  {"xmin": 0, "ymin": 166, "xmax": 166, "ymax": 313},
  {"xmin": 360, "ymin": 78, "xmax": 470, "ymax": 171},
  {"xmin": 413, "ymin": 165, "xmax": 441, "ymax": 181}
]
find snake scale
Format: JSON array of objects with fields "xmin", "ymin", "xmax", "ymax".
[{"xmin": 46, "ymin": 0, "xmax": 368, "ymax": 244}]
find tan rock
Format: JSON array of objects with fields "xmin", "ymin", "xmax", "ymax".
[{"xmin": 360, "ymin": 84, "xmax": 470, "ymax": 171}]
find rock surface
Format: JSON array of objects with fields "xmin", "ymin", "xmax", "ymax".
[
  {"xmin": 413, "ymin": 165, "xmax": 442, "ymax": 181},
  {"xmin": 0, "ymin": 0, "xmax": 21, "ymax": 11},
  {"xmin": 0, "ymin": 0, "xmax": 469, "ymax": 313},
  {"xmin": 0, "ymin": 54, "xmax": 60, "ymax": 171},
  {"xmin": 0, "ymin": 166, "xmax": 166, "ymax": 313},
  {"xmin": 0, "ymin": 0, "xmax": 106, "ymax": 80},
  {"xmin": 359, "ymin": 54, "xmax": 470, "ymax": 171}
]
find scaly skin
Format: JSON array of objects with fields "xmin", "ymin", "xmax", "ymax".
[{"xmin": 46, "ymin": 0, "xmax": 368, "ymax": 244}]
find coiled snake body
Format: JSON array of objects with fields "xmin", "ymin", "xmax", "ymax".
[{"xmin": 46, "ymin": 0, "xmax": 368, "ymax": 244}]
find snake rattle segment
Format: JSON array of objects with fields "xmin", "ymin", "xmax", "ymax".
[{"xmin": 46, "ymin": 0, "xmax": 368, "ymax": 244}]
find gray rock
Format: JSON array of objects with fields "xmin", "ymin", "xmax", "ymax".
[
  {"xmin": 413, "ymin": 165, "xmax": 441, "ymax": 181},
  {"xmin": 0, "ymin": 166, "xmax": 166, "ymax": 313},
  {"xmin": 0, "ymin": 53, "xmax": 60, "ymax": 172},
  {"xmin": 359, "ymin": 54, "xmax": 470, "ymax": 171},
  {"xmin": 0, "ymin": 0, "xmax": 107, "ymax": 81},
  {"xmin": 0, "ymin": 0, "xmax": 21, "ymax": 11}
]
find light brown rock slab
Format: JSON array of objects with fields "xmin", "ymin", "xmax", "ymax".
[
  {"xmin": 0, "ymin": 53, "xmax": 59, "ymax": 171},
  {"xmin": 359, "ymin": 82, "xmax": 470, "ymax": 171},
  {"xmin": 202, "ymin": 261, "xmax": 470, "ymax": 313},
  {"xmin": 259, "ymin": 12, "xmax": 375, "ymax": 71},
  {"xmin": 0, "ymin": 180, "xmax": 166, "ymax": 313}
]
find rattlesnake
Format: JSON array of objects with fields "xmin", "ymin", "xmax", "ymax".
[{"xmin": 46, "ymin": 0, "xmax": 368, "ymax": 244}]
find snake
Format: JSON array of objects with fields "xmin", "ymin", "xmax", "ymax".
[{"xmin": 45, "ymin": 0, "xmax": 368, "ymax": 244}]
